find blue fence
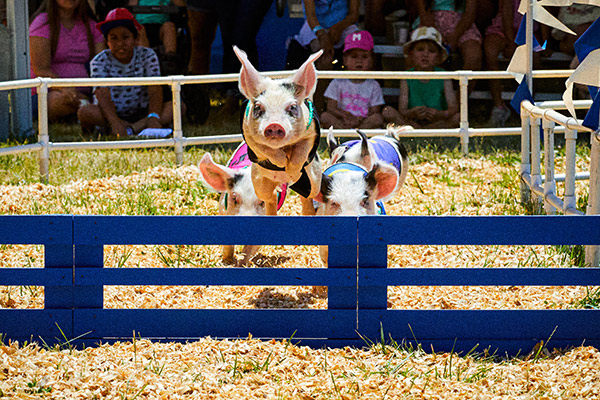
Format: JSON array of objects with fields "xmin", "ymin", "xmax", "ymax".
[{"xmin": 1, "ymin": 215, "xmax": 600, "ymax": 355}]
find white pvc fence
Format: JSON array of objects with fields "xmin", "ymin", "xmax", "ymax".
[
  {"xmin": 0, "ymin": 70, "xmax": 598, "ymax": 265},
  {"xmin": 519, "ymin": 100, "xmax": 600, "ymax": 266},
  {"xmin": 0, "ymin": 69, "xmax": 591, "ymax": 177}
]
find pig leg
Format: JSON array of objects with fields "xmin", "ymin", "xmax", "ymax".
[
  {"xmin": 319, "ymin": 245, "xmax": 329, "ymax": 267},
  {"xmin": 222, "ymin": 245, "xmax": 236, "ymax": 265},
  {"xmin": 238, "ymin": 245, "xmax": 260, "ymax": 267},
  {"xmin": 300, "ymin": 196, "xmax": 317, "ymax": 216},
  {"xmin": 251, "ymin": 170, "xmax": 279, "ymax": 216}
]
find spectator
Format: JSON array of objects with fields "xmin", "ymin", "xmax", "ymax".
[
  {"xmin": 552, "ymin": 3, "xmax": 600, "ymax": 99},
  {"xmin": 185, "ymin": 0, "xmax": 217, "ymax": 75},
  {"xmin": 77, "ymin": 8, "xmax": 176, "ymax": 136},
  {"xmin": 128, "ymin": 0, "xmax": 185, "ymax": 75},
  {"xmin": 286, "ymin": 0, "xmax": 360, "ymax": 71},
  {"xmin": 483, "ymin": 0, "xmax": 516, "ymax": 127},
  {"xmin": 413, "ymin": 0, "xmax": 482, "ymax": 91},
  {"xmin": 383, "ymin": 27, "xmax": 459, "ymax": 128},
  {"xmin": 321, "ymin": 31, "xmax": 385, "ymax": 129},
  {"xmin": 29, "ymin": 0, "xmax": 105, "ymax": 121},
  {"xmin": 364, "ymin": 0, "xmax": 405, "ymax": 38},
  {"xmin": 483, "ymin": 0, "xmax": 550, "ymax": 126}
]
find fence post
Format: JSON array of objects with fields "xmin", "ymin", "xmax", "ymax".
[
  {"xmin": 0, "ymin": 24, "xmax": 10, "ymax": 140},
  {"xmin": 530, "ymin": 116, "xmax": 543, "ymax": 209},
  {"xmin": 520, "ymin": 108, "xmax": 531, "ymax": 203},
  {"xmin": 43, "ymin": 216, "xmax": 76, "ymax": 338},
  {"xmin": 458, "ymin": 72, "xmax": 470, "ymax": 155},
  {"xmin": 38, "ymin": 78, "xmax": 50, "ymax": 183},
  {"xmin": 171, "ymin": 78, "xmax": 184, "ymax": 166},
  {"xmin": 563, "ymin": 127, "xmax": 578, "ymax": 213},
  {"xmin": 328, "ymin": 230, "xmax": 359, "ymax": 336},
  {"xmin": 585, "ymin": 130, "xmax": 600, "ymax": 266},
  {"xmin": 356, "ymin": 218, "xmax": 388, "ymax": 342},
  {"xmin": 542, "ymin": 118, "xmax": 556, "ymax": 215}
]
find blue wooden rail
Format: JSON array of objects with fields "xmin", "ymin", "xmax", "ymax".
[{"xmin": 1, "ymin": 214, "xmax": 599, "ymax": 355}]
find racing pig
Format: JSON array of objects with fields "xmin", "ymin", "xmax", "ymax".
[
  {"xmin": 314, "ymin": 161, "xmax": 399, "ymax": 265},
  {"xmin": 233, "ymin": 46, "xmax": 323, "ymax": 216},
  {"xmin": 199, "ymin": 143, "xmax": 287, "ymax": 266}
]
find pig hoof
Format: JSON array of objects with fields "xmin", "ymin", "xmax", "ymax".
[{"xmin": 223, "ymin": 256, "xmax": 236, "ymax": 265}]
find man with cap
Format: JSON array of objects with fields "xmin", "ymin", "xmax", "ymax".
[
  {"xmin": 320, "ymin": 30, "xmax": 385, "ymax": 129},
  {"xmin": 77, "ymin": 8, "xmax": 177, "ymax": 137}
]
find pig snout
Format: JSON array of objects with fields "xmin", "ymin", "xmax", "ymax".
[{"xmin": 264, "ymin": 123, "xmax": 286, "ymax": 139}]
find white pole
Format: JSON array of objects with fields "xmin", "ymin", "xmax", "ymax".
[
  {"xmin": 38, "ymin": 79, "xmax": 50, "ymax": 183},
  {"xmin": 585, "ymin": 130, "xmax": 600, "ymax": 266},
  {"xmin": 458, "ymin": 72, "xmax": 470, "ymax": 154},
  {"xmin": 520, "ymin": 107, "xmax": 531, "ymax": 203},
  {"xmin": 171, "ymin": 77, "xmax": 184, "ymax": 166},
  {"xmin": 542, "ymin": 118, "xmax": 556, "ymax": 215},
  {"xmin": 563, "ymin": 127, "xmax": 578, "ymax": 213}
]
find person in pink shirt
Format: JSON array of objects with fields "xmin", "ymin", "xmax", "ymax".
[{"xmin": 29, "ymin": 0, "xmax": 105, "ymax": 121}]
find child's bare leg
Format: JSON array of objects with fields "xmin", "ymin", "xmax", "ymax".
[
  {"xmin": 359, "ymin": 112, "xmax": 384, "ymax": 129},
  {"xmin": 382, "ymin": 105, "xmax": 406, "ymax": 125},
  {"xmin": 459, "ymin": 39, "xmax": 482, "ymax": 92},
  {"xmin": 320, "ymin": 111, "xmax": 343, "ymax": 129},
  {"xmin": 77, "ymin": 104, "xmax": 106, "ymax": 131},
  {"xmin": 160, "ymin": 21, "xmax": 177, "ymax": 54},
  {"xmin": 484, "ymin": 34, "xmax": 505, "ymax": 108}
]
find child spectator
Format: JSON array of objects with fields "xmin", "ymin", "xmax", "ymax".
[
  {"xmin": 320, "ymin": 30, "xmax": 385, "ymax": 129},
  {"xmin": 29, "ymin": 0, "xmax": 105, "ymax": 121},
  {"xmin": 413, "ymin": 0, "xmax": 482, "ymax": 91},
  {"xmin": 483, "ymin": 0, "xmax": 549, "ymax": 126},
  {"xmin": 383, "ymin": 27, "xmax": 459, "ymax": 128},
  {"xmin": 77, "ymin": 8, "xmax": 176, "ymax": 136},
  {"xmin": 482, "ymin": 0, "xmax": 516, "ymax": 126},
  {"xmin": 128, "ymin": 0, "xmax": 185, "ymax": 74},
  {"xmin": 287, "ymin": 0, "xmax": 360, "ymax": 71}
]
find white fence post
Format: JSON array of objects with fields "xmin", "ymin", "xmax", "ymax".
[
  {"xmin": 458, "ymin": 72, "xmax": 470, "ymax": 154},
  {"xmin": 171, "ymin": 77, "xmax": 184, "ymax": 166},
  {"xmin": 585, "ymin": 130, "xmax": 600, "ymax": 266},
  {"xmin": 563, "ymin": 127, "xmax": 578, "ymax": 213},
  {"xmin": 542, "ymin": 118, "xmax": 556, "ymax": 215},
  {"xmin": 520, "ymin": 107, "xmax": 531, "ymax": 203},
  {"xmin": 530, "ymin": 116, "xmax": 543, "ymax": 208},
  {"xmin": 38, "ymin": 78, "xmax": 50, "ymax": 183}
]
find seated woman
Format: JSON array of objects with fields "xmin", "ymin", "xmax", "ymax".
[{"xmin": 29, "ymin": 0, "xmax": 105, "ymax": 121}]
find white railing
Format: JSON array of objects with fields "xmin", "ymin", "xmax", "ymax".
[
  {"xmin": 0, "ymin": 69, "xmax": 593, "ymax": 179},
  {"xmin": 520, "ymin": 100, "xmax": 600, "ymax": 266}
]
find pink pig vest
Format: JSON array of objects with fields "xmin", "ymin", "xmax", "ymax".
[{"xmin": 228, "ymin": 142, "xmax": 287, "ymax": 211}]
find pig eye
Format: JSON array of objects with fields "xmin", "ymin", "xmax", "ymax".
[
  {"xmin": 360, "ymin": 198, "xmax": 370, "ymax": 209},
  {"xmin": 230, "ymin": 193, "xmax": 240, "ymax": 206},
  {"xmin": 329, "ymin": 201, "xmax": 340, "ymax": 211},
  {"xmin": 258, "ymin": 200, "xmax": 265, "ymax": 208},
  {"xmin": 252, "ymin": 103, "xmax": 265, "ymax": 119},
  {"xmin": 286, "ymin": 103, "xmax": 299, "ymax": 118}
]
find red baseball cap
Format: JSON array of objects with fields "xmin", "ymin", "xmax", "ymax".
[{"xmin": 97, "ymin": 8, "xmax": 143, "ymax": 37}]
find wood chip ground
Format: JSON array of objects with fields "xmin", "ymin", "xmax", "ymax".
[{"xmin": 1, "ymin": 153, "xmax": 599, "ymax": 398}]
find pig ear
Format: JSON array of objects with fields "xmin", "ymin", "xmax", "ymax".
[
  {"xmin": 327, "ymin": 127, "xmax": 338, "ymax": 153},
  {"xmin": 198, "ymin": 153, "xmax": 234, "ymax": 192},
  {"xmin": 234, "ymin": 45, "xmax": 264, "ymax": 99},
  {"xmin": 367, "ymin": 163, "xmax": 399, "ymax": 200},
  {"xmin": 356, "ymin": 129, "xmax": 373, "ymax": 170},
  {"xmin": 314, "ymin": 173, "xmax": 331, "ymax": 203},
  {"xmin": 291, "ymin": 49, "xmax": 323, "ymax": 99}
]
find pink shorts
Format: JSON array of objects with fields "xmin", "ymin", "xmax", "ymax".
[
  {"xmin": 485, "ymin": 13, "xmax": 505, "ymax": 39},
  {"xmin": 433, "ymin": 10, "xmax": 482, "ymax": 46}
]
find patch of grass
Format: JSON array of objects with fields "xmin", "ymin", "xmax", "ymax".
[{"xmin": 571, "ymin": 286, "xmax": 600, "ymax": 309}]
